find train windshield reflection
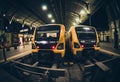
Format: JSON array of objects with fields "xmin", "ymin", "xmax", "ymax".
[
  {"xmin": 35, "ymin": 26, "xmax": 60, "ymax": 41},
  {"xmin": 76, "ymin": 27, "xmax": 96, "ymax": 40}
]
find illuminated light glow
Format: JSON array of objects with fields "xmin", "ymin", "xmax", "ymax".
[
  {"xmin": 42, "ymin": 5, "xmax": 47, "ymax": 10},
  {"xmin": 35, "ymin": 41, "xmax": 48, "ymax": 44},
  {"xmin": 48, "ymin": 14, "xmax": 52, "ymax": 18},
  {"xmin": 16, "ymin": 19, "xmax": 20, "ymax": 21},
  {"xmin": 75, "ymin": 18, "xmax": 79, "ymax": 22},
  {"xmin": 83, "ymin": 27, "xmax": 90, "ymax": 30},
  {"xmin": 20, "ymin": 29, "xmax": 28, "ymax": 32},
  {"xmin": 36, "ymin": 46, "xmax": 40, "ymax": 49},
  {"xmin": 40, "ymin": 41, "xmax": 48, "ymax": 44},
  {"xmin": 22, "ymin": 24, "xmax": 24, "ymax": 27},
  {"xmin": 51, "ymin": 19, "xmax": 55, "ymax": 23},
  {"xmin": 79, "ymin": 20, "xmax": 82, "ymax": 23},
  {"xmin": 91, "ymin": 40, "xmax": 96, "ymax": 43},
  {"xmin": 87, "ymin": 10, "xmax": 90, "ymax": 14},
  {"xmin": 3, "ymin": 14, "xmax": 6, "ymax": 17},
  {"xmin": 81, "ymin": 45, "xmax": 84, "ymax": 48},
  {"xmin": 51, "ymin": 46, "xmax": 55, "ymax": 49},
  {"xmin": 80, "ymin": 10, "xmax": 86, "ymax": 15},
  {"xmin": 5, "ymin": 27, "xmax": 8, "ymax": 29},
  {"xmin": 80, "ymin": 40, "xmax": 85, "ymax": 43},
  {"xmin": 9, "ymin": 21, "xmax": 12, "ymax": 24},
  {"xmin": 94, "ymin": 45, "xmax": 96, "ymax": 47},
  {"xmin": 73, "ymin": 22, "xmax": 76, "ymax": 25},
  {"xmin": 49, "ymin": 41, "xmax": 56, "ymax": 43}
]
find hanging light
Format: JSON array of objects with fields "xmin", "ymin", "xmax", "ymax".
[
  {"xmin": 80, "ymin": 10, "xmax": 86, "ymax": 15},
  {"xmin": 51, "ymin": 19, "xmax": 55, "ymax": 23},
  {"xmin": 48, "ymin": 14, "xmax": 52, "ymax": 18},
  {"xmin": 42, "ymin": 5, "xmax": 47, "ymax": 11}
]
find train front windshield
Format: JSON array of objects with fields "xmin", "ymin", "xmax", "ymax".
[
  {"xmin": 35, "ymin": 25, "xmax": 60, "ymax": 41},
  {"xmin": 76, "ymin": 27, "xmax": 96, "ymax": 40}
]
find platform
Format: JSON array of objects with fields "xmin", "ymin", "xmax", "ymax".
[
  {"xmin": 99, "ymin": 42, "xmax": 120, "ymax": 56},
  {"xmin": 0, "ymin": 45, "xmax": 32, "ymax": 62}
]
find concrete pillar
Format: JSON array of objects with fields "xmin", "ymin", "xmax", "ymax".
[{"xmin": 113, "ymin": 21, "xmax": 119, "ymax": 49}]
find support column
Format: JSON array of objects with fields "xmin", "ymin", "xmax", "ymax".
[
  {"xmin": 114, "ymin": 25, "xmax": 119, "ymax": 48},
  {"xmin": 88, "ymin": 14, "xmax": 91, "ymax": 26},
  {"xmin": 1, "ymin": 33, "xmax": 7, "ymax": 62}
]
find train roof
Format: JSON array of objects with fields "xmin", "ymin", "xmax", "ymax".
[
  {"xmin": 73, "ymin": 25, "xmax": 95, "ymax": 28},
  {"xmin": 68, "ymin": 25, "xmax": 96, "ymax": 33},
  {"xmin": 36, "ymin": 24, "xmax": 65, "ymax": 28}
]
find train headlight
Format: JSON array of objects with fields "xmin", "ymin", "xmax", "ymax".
[
  {"xmin": 35, "ymin": 41, "xmax": 48, "ymax": 44},
  {"xmin": 57, "ymin": 43, "xmax": 64, "ymax": 50},
  {"xmin": 74, "ymin": 42, "xmax": 80, "ymax": 48},
  {"xmin": 80, "ymin": 40, "xmax": 85, "ymax": 43},
  {"xmin": 91, "ymin": 40, "xmax": 96, "ymax": 43}
]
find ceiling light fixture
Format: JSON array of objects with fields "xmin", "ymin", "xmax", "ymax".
[
  {"xmin": 3, "ymin": 14, "xmax": 6, "ymax": 17},
  {"xmin": 80, "ymin": 10, "xmax": 86, "ymax": 15},
  {"xmin": 48, "ymin": 14, "xmax": 52, "ymax": 18},
  {"xmin": 42, "ymin": 5, "xmax": 47, "ymax": 11},
  {"xmin": 51, "ymin": 19, "xmax": 55, "ymax": 23}
]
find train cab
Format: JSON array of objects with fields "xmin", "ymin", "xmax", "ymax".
[
  {"xmin": 67, "ymin": 25, "xmax": 100, "ymax": 59},
  {"xmin": 32, "ymin": 24, "xmax": 66, "ymax": 63}
]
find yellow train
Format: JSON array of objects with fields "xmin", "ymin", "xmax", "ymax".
[
  {"xmin": 32, "ymin": 24, "xmax": 66, "ymax": 63},
  {"xmin": 66, "ymin": 25, "xmax": 100, "ymax": 59}
]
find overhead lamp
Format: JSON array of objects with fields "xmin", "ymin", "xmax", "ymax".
[
  {"xmin": 5, "ymin": 26, "xmax": 8, "ymax": 29},
  {"xmin": 42, "ymin": 5, "xmax": 47, "ymax": 11},
  {"xmin": 9, "ymin": 21, "xmax": 12, "ymax": 24},
  {"xmin": 79, "ymin": 20, "xmax": 82, "ymax": 23},
  {"xmin": 16, "ymin": 19, "xmax": 20, "ymax": 21},
  {"xmin": 83, "ymin": 27, "xmax": 90, "ymax": 30},
  {"xmin": 87, "ymin": 10, "xmax": 90, "ymax": 14},
  {"xmin": 48, "ymin": 14, "xmax": 52, "ymax": 18},
  {"xmin": 3, "ymin": 14, "xmax": 6, "ymax": 17},
  {"xmin": 22, "ymin": 24, "xmax": 24, "ymax": 28},
  {"xmin": 51, "ymin": 19, "xmax": 55, "ymax": 23}
]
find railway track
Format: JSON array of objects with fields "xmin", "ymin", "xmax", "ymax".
[
  {"xmin": 65, "ymin": 51, "xmax": 119, "ymax": 82},
  {"xmin": 1, "ymin": 51, "xmax": 120, "ymax": 82}
]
